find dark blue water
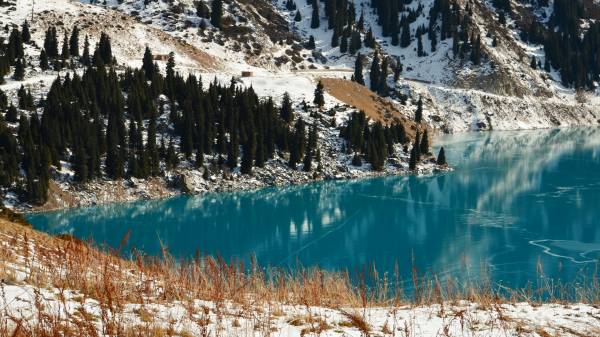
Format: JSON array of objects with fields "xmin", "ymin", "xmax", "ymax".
[{"xmin": 27, "ymin": 128, "xmax": 600, "ymax": 288}]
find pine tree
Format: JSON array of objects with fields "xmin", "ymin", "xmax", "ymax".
[
  {"xmin": 313, "ymin": 80, "xmax": 325, "ymax": 108},
  {"xmin": 280, "ymin": 92, "xmax": 294, "ymax": 123},
  {"xmin": 69, "ymin": 26, "xmax": 80, "ymax": 57},
  {"xmin": 353, "ymin": 53, "xmax": 365, "ymax": 85},
  {"xmin": 61, "ymin": 31, "xmax": 70, "ymax": 60},
  {"xmin": 21, "ymin": 21, "xmax": 31, "ymax": 43},
  {"xmin": 13, "ymin": 58, "xmax": 25, "ymax": 80},
  {"xmin": 44, "ymin": 27, "xmax": 59, "ymax": 59},
  {"xmin": 211, "ymin": 0, "xmax": 223, "ymax": 28},
  {"xmin": 7, "ymin": 28, "xmax": 24, "ymax": 64},
  {"xmin": 0, "ymin": 89, "xmax": 7, "ymax": 110},
  {"xmin": 289, "ymin": 119, "xmax": 306, "ymax": 169},
  {"xmin": 430, "ymin": 27, "xmax": 437, "ymax": 52},
  {"xmin": 240, "ymin": 125, "xmax": 256, "ymax": 174},
  {"xmin": 349, "ymin": 29, "xmax": 362, "ymax": 54},
  {"xmin": 6, "ymin": 104, "xmax": 18, "ymax": 123},
  {"xmin": 357, "ymin": 10, "xmax": 365, "ymax": 30},
  {"xmin": 436, "ymin": 146, "xmax": 447, "ymax": 165},
  {"xmin": 166, "ymin": 138, "xmax": 179, "ymax": 169},
  {"xmin": 470, "ymin": 34, "xmax": 481, "ymax": 65},
  {"xmin": 303, "ymin": 123, "xmax": 318, "ymax": 172},
  {"xmin": 394, "ymin": 61, "xmax": 402, "ymax": 81},
  {"xmin": 364, "ymin": 27, "xmax": 375, "ymax": 48},
  {"xmin": 400, "ymin": 21, "xmax": 411, "ymax": 48},
  {"xmin": 409, "ymin": 145, "xmax": 417, "ymax": 170},
  {"xmin": 306, "ymin": 35, "xmax": 316, "ymax": 49},
  {"xmin": 417, "ymin": 32, "xmax": 424, "ymax": 57},
  {"xmin": 81, "ymin": 35, "xmax": 91, "ymax": 66},
  {"xmin": 310, "ymin": 0, "xmax": 320, "ymax": 29},
  {"xmin": 370, "ymin": 52, "xmax": 380, "ymax": 92},
  {"xmin": 331, "ymin": 26, "xmax": 340, "ymax": 47},
  {"xmin": 420, "ymin": 129, "xmax": 429, "ymax": 155},
  {"xmin": 378, "ymin": 57, "xmax": 389, "ymax": 96},
  {"xmin": 415, "ymin": 96, "xmax": 423, "ymax": 123},
  {"xmin": 227, "ymin": 130, "xmax": 239, "ymax": 169},
  {"xmin": 97, "ymin": 32, "xmax": 114, "ymax": 65},
  {"xmin": 39, "ymin": 49, "xmax": 49, "ymax": 70},
  {"xmin": 146, "ymin": 110, "xmax": 159, "ymax": 175},
  {"xmin": 74, "ymin": 142, "xmax": 89, "ymax": 183},
  {"xmin": 142, "ymin": 46, "xmax": 155, "ymax": 78},
  {"xmin": 352, "ymin": 153, "xmax": 362, "ymax": 166},
  {"xmin": 294, "ymin": 10, "xmax": 302, "ymax": 22},
  {"xmin": 452, "ymin": 32, "xmax": 460, "ymax": 58},
  {"xmin": 340, "ymin": 34, "xmax": 348, "ymax": 53}
]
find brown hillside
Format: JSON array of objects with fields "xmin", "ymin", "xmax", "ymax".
[{"xmin": 320, "ymin": 78, "xmax": 419, "ymax": 138}]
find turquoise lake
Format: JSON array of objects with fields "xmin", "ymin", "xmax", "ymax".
[{"xmin": 27, "ymin": 128, "xmax": 600, "ymax": 288}]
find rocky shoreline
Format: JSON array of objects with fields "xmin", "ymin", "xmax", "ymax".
[{"xmin": 7, "ymin": 154, "xmax": 448, "ymax": 213}]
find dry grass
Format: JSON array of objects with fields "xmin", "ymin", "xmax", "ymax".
[{"xmin": 1, "ymin": 216, "xmax": 599, "ymax": 336}]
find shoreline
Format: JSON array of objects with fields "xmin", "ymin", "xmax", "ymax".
[{"xmin": 12, "ymin": 156, "xmax": 449, "ymax": 214}]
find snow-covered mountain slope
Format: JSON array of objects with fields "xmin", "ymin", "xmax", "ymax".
[{"xmin": 3, "ymin": 0, "xmax": 600, "ymax": 133}]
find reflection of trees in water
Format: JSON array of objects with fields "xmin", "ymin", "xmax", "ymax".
[{"xmin": 28, "ymin": 128, "xmax": 600, "ymax": 286}]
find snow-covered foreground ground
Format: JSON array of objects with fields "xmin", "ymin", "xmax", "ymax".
[{"xmin": 3, "ymin": 282, "xmax": 600, "ymax": 337}]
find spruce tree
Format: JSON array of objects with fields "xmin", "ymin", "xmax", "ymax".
[
  {"xmin": 142, "ymin": 46, "xmax": 155, "ymax": 78},
  {"xmin": 61, "ymin": 32, "xmax": 70, "ymax": 60},
  {"xmin": 415, "ymin": 96, "xmax": 423, "ymax": 123},
  {"xmin": 294, "ymin": 10, "xmax": 302, "ymax": 22},
  {"xmin": 97, "ymin": 32, "xmax": 114, "ymax": 65},
  {"xmin": 331, "ymin": 27, "xmax": 339, "ymax": 48},
  {"xmin": 289, "ymin": 119, "xmax": 306, "ymax": 169},
  {"xmin": 310, "ymin": 0, "xmax": 320, "ymax": 29},
  {"xmin": 240, "ymin": 126, "xmax": 256, "ymax": 174},
  {"xmin": 400, "ymin": 21, "xmax": 411, "ymax": 48},
  {"xmin": 340, "ymin": 34, "xmax": 348, "ymax": 53},
  {"xmin": 394, "ymin": 61, "xmax": 402, "ymax": 81},
  {"xmin": 370, "ymin": 52, "xmax": 380, "ymax": 92},
  {"xmin": 306, "ymin": 35, "xmax": 316, "ymax": 49},
  {"xmin": 82, "ymin": 35, "xmax": 91, "ymax": 66},
  {"xmin": 69, "ymin": 26, "xmax": 80, "ymax": 57},
  {"xmin": 211, "ymin": 0, "xmax": 223, "ymax": 28},
  {"xmin": 6, "ymin": 104, "xmax": 18, "ymax": 123},
  {"xmin": 227, "ymin": 130, "xmax": 239, "ymax": 169},
  {"xmin": 378, "ymin": 57, "xmax": 389, "ymax": 96},
  {"xmin": 44, "ymin": 27, "xmax": 59, "ymax": 59},
  {"xmin": 364, "ymin": 27, "xmax": 375, "ymax": 48},
  {"xmin": 353, "ymin": 53, "xmax": 365, "ymax": 85},
  {"xmin": 13, "ymin": 58, "xmax": 25, "ymax": 80},
  {"xmin": 303, "ymin": 123, "xmax": 318, "ymax": 172},
  {"xmin": 313, "ymin": 80, "xmax": 325, "ymax": 108},
  {"xmin": 430, "ymin": 27, "xmax": 437, "ymax": 52},
  {"xmin": 7, "ymin": 28, "xmax": 24, "ymax": 64},
  {"xmin": 420, "ymin": 129, "xmax": 429, "ymax": 155},
  {"xmin": 40, "ymin": 49, "xmax": 49, "ymax": 70},
  {"xmin": 470, "ymin": 34, "xmax": 481, "ymax": 65},
  {"xmin": 21, "ymin": 21, "xmax": 31, "ymax": 43},
  {"xmin": 436, "ymin": 146, "xmax": 447, "ymax": 165},
  {"xmin": 409, "ymin": 145, "xmax": 417, "ymax": 170},
  {"xmin": 349, "ymin": 29, "xmax": 362, "ymax": 54},
  {"xmin": 280, "ymin": 92, "xmax": 294, "ymax": 123},
  {"xmin": 147, "ymin": 110, "xmax": 160, "ymax": 175}
]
